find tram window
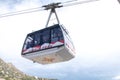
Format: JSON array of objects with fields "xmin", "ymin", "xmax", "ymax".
[
  {"xmin": 34, "ymin": 32, "xmax": 41, "ymax": 46},
  {"xmin": 51, "ymin": 27, "xmax": 63, "ymax": 43},
  {"xmin": 41, "ymin": 29, "xmax": 50, "ymax": 43},
  {"xmin": 58, "ymin": 28, "xmax": 63, "ymax": 40},
  {"xmin": 25, "ymin": 34, "xmax": 34, "ymax": 49}
]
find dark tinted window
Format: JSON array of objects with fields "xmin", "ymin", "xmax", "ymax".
[
  {"xmin": 22, "ymin": 24, "xmax": 64, "ymax": 53},
  {"xmin": 26, "ymin": 34, "xmax": 34, "ymax": 49},
  {"xmin": 51, "ymin": 27, "xmax": 63, "ymax": 43},
  {"xmin": 34, "ymin": 32, "xmax": 41, "ymax": 46},
  {"xmin": 41, "ymin": 29, "xmax": 50, "ymax": 44}
]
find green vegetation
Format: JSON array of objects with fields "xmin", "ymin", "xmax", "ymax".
[{"xmin": 0, "ymin": 58, "xmax": 57, "ymax": 80}]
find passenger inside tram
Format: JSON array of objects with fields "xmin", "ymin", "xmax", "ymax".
[{"xmin": 22, "ymin": 25, "xmax": 64, "ymax": 54}]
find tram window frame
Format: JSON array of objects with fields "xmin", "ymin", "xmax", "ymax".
[
  {"xmin": 41, "ymin": 29, "xmax": 50, "ymax": 44},
  {"xmin": 58, "ymin": 27, "xmax": 64, "ymax": 40},
  {"xmin": 25, "ymin": 34, "xmax": 34, "ymax": 49},
  {"xmin": 51, "ymin": 26, "xmax": 63, "ymax": 43},
  {"xmin": 51, "ymin": 28, "xmax": 58, "ymax": 42},
  {"xmin": 34, "ymin": 32, "xmax": 41, "ymax": 46}
]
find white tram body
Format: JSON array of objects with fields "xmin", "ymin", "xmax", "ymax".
[{"xmin": 21, "ymin": 24, "xmax": 75, "ymax": 64}]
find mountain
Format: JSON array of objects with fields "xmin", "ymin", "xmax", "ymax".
[{"xmin": 0, "ymin": 58, "xmax": 57, "ymax": 80}]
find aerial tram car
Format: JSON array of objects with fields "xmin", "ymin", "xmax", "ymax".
[
  {"xmin": 21, "ymin": 3, "xmax": 75, "ymax": 64},
  {"xmin": 0, "ymin": 0, "xmax": 98, "ymax": 65}
]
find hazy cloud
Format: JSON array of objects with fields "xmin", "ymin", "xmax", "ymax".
[
  {"xmin": 0, "ymin": 0, "xmax": 23, "ymax": 9},
  {"xmin": 0, "ymin": 0, "xmax": 120, "ymax": 80}
]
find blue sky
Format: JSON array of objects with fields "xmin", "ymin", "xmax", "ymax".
[{"xmin": 0, "ymin": 0, "xmax": 120, "ymax": 80}]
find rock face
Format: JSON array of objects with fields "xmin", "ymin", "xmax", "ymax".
[{"xmin": 0, "ymin": 58, "xmax": 56, "ymax": 80}]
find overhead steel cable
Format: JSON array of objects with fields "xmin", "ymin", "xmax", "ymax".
[
  {"xmin": 0, "ymin": 7, "xmax": 44, "ymax": 18},
  {"xmin": 61, "ymin": 0, "xmax": 78, "ymax": 4},
  {"xmin": 62, "ymin": 0, "xmax": 99, "ymax": 7},
  {"xmin": 0, "ymin": 0, "xmax": 99, "ymax": 18}
]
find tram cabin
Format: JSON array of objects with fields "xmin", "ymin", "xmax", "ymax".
[{"xmin": 21, "ymin": 24, "xmax": 75, "ymax": 64}]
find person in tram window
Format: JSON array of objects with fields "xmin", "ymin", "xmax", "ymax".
[
  {"xmin": 34, "ymin": 40, "xmax": 38, "ymax": 46},
  {"xmin": 58, "ymin": 28, "xmax": 63, "ymax": 41},
  {"xmin": 34, "ymin": 33, "xmax": 41, "ymax": 46},
  {"xmin": 54, "ymin": 28, "xmax": 62, "ymax": 41},
  {"xmin": 26, "ymin": 36, "xmax": 34, "ymax": 49},
  {"xmin": 43, "ymin": 35, "xmax": 49, "ymax": 43},
  {"xmin": 54, "ymin": 29, "xmax": 59, "ymax": 41}
]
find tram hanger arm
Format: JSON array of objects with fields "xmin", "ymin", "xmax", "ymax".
[{"xmin": 118, "ymin": 0, "xmax": 120, "ymax": 4}]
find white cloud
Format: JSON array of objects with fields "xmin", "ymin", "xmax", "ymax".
[
  {"xmin": 113, "ymin": 75, "xmax": 120, "ymax": 80},
  {"xmin": 0, "ymin": 0, "xmax": 120, "ymax": 80}
]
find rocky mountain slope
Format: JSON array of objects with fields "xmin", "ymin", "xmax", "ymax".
[{"xmin": 0, "ymin": 58, "xmax": 57, "ymax": 80}]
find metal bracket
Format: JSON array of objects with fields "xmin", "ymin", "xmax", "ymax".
[
  {"xmin": 42, "ymin": 3, "xmax": 63, "ymax": 28},
  {"xmin": 45, "ymin": 9, "xmax": 60, "ymax": 28}
]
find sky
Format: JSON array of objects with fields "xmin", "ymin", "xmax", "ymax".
[{"xmin": 0, "ymin": 0, "xmax": 120, "ymax": 80}]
